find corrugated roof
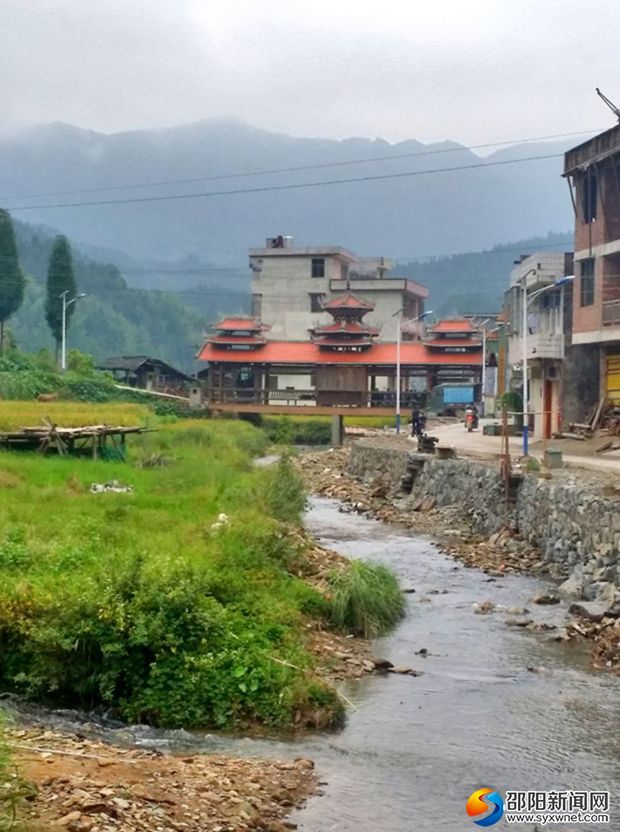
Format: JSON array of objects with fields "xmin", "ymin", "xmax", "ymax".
[
  {"xmin": 99, "ymin": 355, "xmax": 153, "ymax": 372},
  {"xmin": 198, "ymin": 341, "xmax": 480, "ymax": 367}
]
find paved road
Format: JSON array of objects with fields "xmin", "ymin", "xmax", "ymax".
[{"xmin": 428, "ymin": 418, "xmax": 620, "ymax": 476}]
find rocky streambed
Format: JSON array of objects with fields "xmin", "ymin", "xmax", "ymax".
[{"xmin": 296, "ymin": 446, "xmax": 620, "ymax": 675}]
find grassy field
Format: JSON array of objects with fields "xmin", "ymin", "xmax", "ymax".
[
  {"xmin": 0, "ymin": 401, "xmax": 151, "ymax": 431},
  {"xmin": 0, "ymin": 419, "xmax": 347, "ymax": 729}
]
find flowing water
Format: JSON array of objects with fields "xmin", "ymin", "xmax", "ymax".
[{"xmin": 7, "ymin": 497, "xmax": 620, "ymax": 831}]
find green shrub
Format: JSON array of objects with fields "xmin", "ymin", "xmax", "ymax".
[
  {"xmin": 328, "ymin": 561, "xmax": 405, "ymax": 638},
  {"xmin": 262, "ymin": 417, "xmax": 332, "ymax": 446},
  {"xmin": 266, "ymin": 456, "xmax": 306, "ymax": 522}
]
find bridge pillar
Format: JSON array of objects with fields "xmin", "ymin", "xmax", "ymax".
[{"xmin": 331, "ymin": 414, "xmax": 344, "ymax": 447}]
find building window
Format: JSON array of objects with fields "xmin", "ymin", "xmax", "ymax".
[
  {"xmin": 580, "ymin": 258, "xmax": 595, "ymax": 307},
  {"xmin": 311, "ymin": 257, "xmax": 325, "ymax": 278},
  {"xmin": 340, "ymin": 263, "xmax": 349, "ymax": 281},
  {"xmin": 309, "ymin": 293, "xmax": 325, "ymax": 313},
  {"xmin": 251, "ymin": 293, "xmax": 262, "ymax": 317},
  {"xmin": 581, "ymin": 170, "xmax": 597, "ymax": 223}
]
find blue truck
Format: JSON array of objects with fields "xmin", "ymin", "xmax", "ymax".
[{"xmin": 428, "ymin": 383, "xmax": 475, "ymax": 415}]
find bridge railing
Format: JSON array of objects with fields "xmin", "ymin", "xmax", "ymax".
[{"xmin": 207, "ymin": 387, "xmax": 426, "ymax": 409}]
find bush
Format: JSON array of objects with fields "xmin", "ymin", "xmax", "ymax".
[
  {"xmin": 262, "ymin": 417, "xmax": 332, "ymax": 446},
  {"xmin": 328, "ymin": 561, "xmax": 405, "ymax": 638},
  {"xmin": 501, "ymin": 390, "xmax": 523, "ymax": 428},
  {"xmin": 266, "ymin": 456, "xmax": 306, "ymax": 522}
]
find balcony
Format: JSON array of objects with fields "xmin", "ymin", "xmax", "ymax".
[
  {"xmin": 603, "ymin": 299, "xmax": 620, "ymax": 327},
  {"xmin": 509, "ymin": 332, "xmax": 564, "ymax": 363},
  {"xmin": 528, "ymin": 332, "xmax": 565, "ymax": 359}
]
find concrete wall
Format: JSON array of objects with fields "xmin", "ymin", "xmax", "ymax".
[{"xmin": 348, "ymin": 441, "xmax": 620, "ymax": 599}]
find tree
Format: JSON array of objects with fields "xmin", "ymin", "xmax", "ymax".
[
  {"xmin": 45, "ymin": 235, "xmax": 77, "ymax": 363},
  {"xmin": 0, "ymin": 209, "xmax": 25, "ymax": 353}
]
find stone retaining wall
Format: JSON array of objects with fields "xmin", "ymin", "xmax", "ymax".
[{"xmin": 348, "ymin": 440, "xmax": 620, "ymax": 600}]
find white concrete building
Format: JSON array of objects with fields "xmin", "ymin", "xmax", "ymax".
[
  {"xmin": 249, "ymin": 237, "xmax": 429, "ymax": 342},
  {"xmin": 504, "ymin": 251, "xmax": 573, "ymax": 440}
]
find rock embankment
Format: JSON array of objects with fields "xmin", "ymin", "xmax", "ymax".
[
  {"xmin": 297, "ymin": 444, "xmax": 620, "ymax": 675},
  {"xmin": 5, "ymin": 728, "xmax": 316, "ymax": 832}
]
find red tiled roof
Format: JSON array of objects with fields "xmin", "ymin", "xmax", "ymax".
[
  {"xmin": 311, "ymin": 321, "xmax": 379, "ymax": 336},
  {"xmin": 313, "ymin": 338, "xmax": 375, "ymax": 348},
  {"xmin": 424, "ymin": 338, "xmax": 481, "ymax": 348},
  {"xmin": 198, "ymin": 341, "xmax": 481, "ymax": 367},
  {"xmin": 428, "ymin": 319, "xmax": 476, "ymax": 334},
  {"xmin": 322, "ymin": 291, "xmax": 374, "ymax": 311},
  {"xmin": 213, "ymin": 317, "xmax": 269, "ymax": 332},
  {"xmin": 206, "ymin": 335, "xmax": 267, "ymax": 345}
]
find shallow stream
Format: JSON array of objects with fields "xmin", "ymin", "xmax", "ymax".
[{"xmin": 8, "ymin": 497, "xmax": 620, "ymax": 830}]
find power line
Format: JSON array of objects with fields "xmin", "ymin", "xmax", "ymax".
[
  {"xmin": 0, "ymin": 127, "xmax": 602, "ymax": 202},
  {"xmin": 0, "ymin": 238, "xmax": 574, "ymax": 273},
  {"xmin": 6, "ymin": 151, "xmax": 564, "ymax": 212}
]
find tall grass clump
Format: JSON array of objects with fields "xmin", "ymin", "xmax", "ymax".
[
  {"xmin": 266, "ymin": 455, "xmax": 306, "ymax": 522},
  {"xmin": 329, "ymin": 561, "xmax": 405, "ymax": 638}
]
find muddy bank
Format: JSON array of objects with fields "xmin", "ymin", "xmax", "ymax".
[
  {"xmin": 4, "ymin": 727, "xmax": 315, "ymax": 832},
  {"xmin": 297, "ymin": 446, "xmax": 620, "ymax": 675}
]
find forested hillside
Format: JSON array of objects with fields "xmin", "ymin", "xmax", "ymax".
[
  {"xmin": 395, "ymin": 231, "xmax": 573, "ymax": 314},
  {"xmin": 9, "ymin": 220, "xmax": 249, "ymax": 369}
]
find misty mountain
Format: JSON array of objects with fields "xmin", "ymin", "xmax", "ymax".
[{"xmin": 0, "ymin": 120, "xmax": 576, "ymax": 275}]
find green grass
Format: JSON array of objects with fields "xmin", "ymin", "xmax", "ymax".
[
  {"xmin": 0, "ymin": 419, "xmax": 343, "ymax": 730},
  {"xmin": 259, "ymin": 414, "xmax": 395, "ymax": 446},
  {"xmin": 328, "ymin": 560, "xmax": 405, "ymax": 638}
]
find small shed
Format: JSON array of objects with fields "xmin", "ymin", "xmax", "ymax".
[{"xmin": 99, "ymin": 356, "xmax": 192, "ymax": 394}]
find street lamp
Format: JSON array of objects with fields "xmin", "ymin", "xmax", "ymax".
[
  {"xmin": 394, "ymin": 309, "xmax": 433, "ymax": 434},
  {"xmin": 60, "ymin": 291, "xmax": 87, "ymax": 371},
  {"xmin": 478, "ymin": 318, "xmax": 491, "ymax": 417},
  {"xmin": 520, "ymin": 273, "xmax": 573, "ymax": 455}
]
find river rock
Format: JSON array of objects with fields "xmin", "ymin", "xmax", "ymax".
[
  {"xmin": 531, "ymin": 593, "xmax": 560, "ymax": 605},
  {"xmin": 505, "ymin": 618, "xmax": 534, "ymax": 628},
  {"xmin": 473, "ymin": 600, "xmax": 495, "ymax": 615},
  {"xmin": 371, "ymin": 657, "xmax": 394, "ymax": 670},
  {"xmin": 557, "ymin": 572, "xmax": 585, "ymax": 599},
  {"xmin": 568, "ymin": 601, "xmax": 611, "ymax": 622}
]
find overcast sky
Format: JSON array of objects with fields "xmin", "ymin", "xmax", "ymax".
[{"xmin": 1, "ymin": 0, "xmax": 618, "ymax": 146}]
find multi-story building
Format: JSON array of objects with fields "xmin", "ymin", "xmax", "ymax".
[
  {"xmin": 564, "ymin": 124, "xmax": 620, "ymax": 409},
  {"xmin": 504, "ymin": 252, "xmax": 573, "ymax": 439},
  {"xmin": 249, "ymin": 236, "xmax": 429, "ymax": 341}
]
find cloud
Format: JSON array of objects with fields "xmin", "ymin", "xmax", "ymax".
[{"xmin": 0, "ymin": 0, "xmax": 618, "ymax": 143}]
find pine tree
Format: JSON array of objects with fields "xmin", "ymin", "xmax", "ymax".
[
  {"xmin": 0, "ymin": 209, "xmax": 25, "ymax": 353},
  {"xmin": 45, "ymin": 235, "xmax": 77, "ymax": 362}
]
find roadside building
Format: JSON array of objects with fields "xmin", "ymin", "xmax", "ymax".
[
  {"xmin": 564, "ymin": 123, "xmax": 620, "ymax": 411},
  {"xmin": 249, "ymin": 236, "xmax": 429, "ymax": 341},
  {"xmin": 504, "ymin": 252, "xmax": 574, "ymax": 439},
  {"xmin": 99, "ymin": 355, "xmax": 192, "ymax": 394}
]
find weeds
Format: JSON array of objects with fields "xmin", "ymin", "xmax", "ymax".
[
  {"xmin": 0, "ymin": 420, "xmax": 340, "ymax": 730},
  {"xmin": 329, "ymin": 560, "xmax": 405, "ymax": 638}
]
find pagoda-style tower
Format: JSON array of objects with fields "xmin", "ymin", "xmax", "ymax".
[
  {"xmin": 205, "ymin": 317, "xmax": 270, "ymax": 351},
  {"xmin": 310, "ymin": 288, "xmax": 379, "ymax": 351}
]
